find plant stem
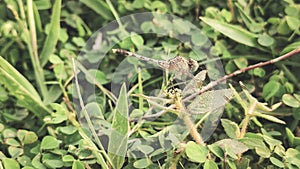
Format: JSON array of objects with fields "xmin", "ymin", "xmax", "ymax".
[
  {"xmin": 183, "ymin": 47, "xmax": 300, "ymax": 103},
  {"xmin": 72, "ymin": 58, "xmax": 112, "ymax": 168}
]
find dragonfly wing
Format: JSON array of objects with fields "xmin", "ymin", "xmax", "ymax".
[
  {"xmin": 187, "ymin": 89, "xmax": 233, "ymax": 114},
  {"xmin": 182, "ymin": 70, "xmax": 207, "ymax": 96}
]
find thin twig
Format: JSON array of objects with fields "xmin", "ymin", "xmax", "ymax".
[
  {"xmin": 183, "ymin": 47, "xmax": 300, "ymax": 102},
  {"xmin": 141, "ymin": 47, "xmax": 300, "ymax": 120}
]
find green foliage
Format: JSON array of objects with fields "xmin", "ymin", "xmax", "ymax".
[{"xmin": 0, "ymin": 0, "xmax": 300, "ymax": 168}]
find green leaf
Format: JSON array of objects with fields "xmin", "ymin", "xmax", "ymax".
[
  {"xmin": 40, "ymin": 0, "xmax": 62, "ymax": 66},
  {"xmin": 2, "ymin": 158, "xmax": 20, "ymax": 169},
  {"xmin": 185, "ymin": 141, "xmax": 208, "ymax": 163},
  {"xmin": 203, "ymin": 160, "xmax": 218, "ymax": 169},
  {"xmin": 62, "ymin": 155, "xmax": 75, "ymax": 162},
  {"xmin": 233, "ymin": 57, "xmax": 248, "ymax": 69},
  {"xmin": 286, "ymin": 128, "xmax": 300, "ymax": 146},
  {"xmin": 255, "ymin": 145, "xmax": 271, "ymax": 158},
  {"xmin": 255, "ymin": 113, "xmax": 286, "ymax": 124},
  {"xmin": 200, "ymin": 17, "xmax": 259, "ymax": 47},
  {"xmin": 131, "ymin": 32, "xmax": 144, "ymax": 48},
  {"xmin": 286, "ymin": 16, "xmax": 300, "ymax": 30},
  {"xmin": 215, "ymin": 139, "xmax": 248, "ymax": 155},
  {"xmin": 285, "ymin": 148, "xmax": 300, "ymax": 168},
  {"xmin": 270, "ymin": 157, "xmax": 284, "ymax": 168},
  {"xmin": 72, "ymin": 160, "xmax": 85, "ymax": 169},
  {"xmin": 133, "ymin": 158, "xmax": 152, "ymax": 168},
  {"xmin": 17, "ymin": 130, "xmax": 38, "ymax": 145},
  {"xmin": 108, "ymin": 83, "xmax": 129, "ymax": 169},
  {"xmin": 42, "ymin": 153, "xmax": 64, "ymax": 168},
  {"xmin": 32, "ymin": 154, "xmax": 46, "ymax": 169},
  {"xmin": 0, "ymin": 57, "xmax": 50, "ymax": 119},
  {"xmin": 59, "ymin": 126, "xmax": 77, "ymax": 135},
  {"xmin": 17, "ymin": 155, "xmax": 32, "ymax": 167},
  {"xmin": 8, "ymin": 146, "xmax": 23, "ymax": 158},
  {"xmin": 191, "ymin": 31, "xmax": 208, "ymax": 46},
  {"xmin": 86, "ymin": 69, "xmax": 108, "ymax": 85},
  {"xmin": 282, "ymin": 94, "xmax": 300, "ymax": 108},
  {"xmin": 262, "ymin": 81, "xmax": 282, "ymax": 101},
  {"xmin": 221, "ymin": 119, "xmax": 240, "ymax": 139},
  {"xmin": 208, "ymin": 144, "xmax": 224, "ymax": 160},
  {"xmin": 5, "ymin": 138, "xmax": 21, "ymax": 146},
  {"xmin": 257, "ymin": 34, "xmax": 275, "ymax": 47},
  {"xmin": 40, "ymin": 136, "xmax": 60, "ymax": 150}
]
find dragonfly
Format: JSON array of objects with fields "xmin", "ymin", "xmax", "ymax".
[
  {"xmin": 112, "ymin": 49, "xmax": 199, "ymax": 80},
  {"xmin": 112, "ymin": 48, "xmax": 233, "ymax": 114}
]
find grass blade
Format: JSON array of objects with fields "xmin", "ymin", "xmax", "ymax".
[
  {"xmin": 0, "ymin": 56, "xmax": 51, "ymax": 119},
  {"xmin": 108, "ymin": 83, "xmax": 129, "ymax": 169},
  {"xmin": 80, "ymin": 0, "xmax": 113, "ymax": 20},
  {"xmin": 40, "ymin": 0, "xmax": 61, "ymax": 66},
  {"xmin": 200, "ymin": 17, "xmax": 259, "ymax": 48},
  {"xmin": 26, "ymin": 0, "xmax": 48, "ymax": 98}
]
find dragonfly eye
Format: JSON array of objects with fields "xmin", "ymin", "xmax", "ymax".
[{"xmin": 187, "ymin": 58, "xmax": 199, "ymax": 72}]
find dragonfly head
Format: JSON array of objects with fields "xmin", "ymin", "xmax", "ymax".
[{"xmin": 187, "ymin": 58, "xmax": 199, "ymax": 72}]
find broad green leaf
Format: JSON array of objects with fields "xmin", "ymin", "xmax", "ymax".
[
  {"xmin": 285, "ymin": 148, "xmax": 300, "ymax": 168},
  {"xmin": 133, "ymin": 158, "xmax": 152, "ymax": 168},
  {"xmin": 262, "ymin": 81, "xmax": 282, "ymax": 101},
  {"xmin": 40, "ymin": 136, "xmax": 60, "ymax": 150},
  {"xmin": 185, "ymin": 141, "xmax": 208, "ymax": 163},
  {"xmin": 17, "ymin": 130, "xmax": 38, "ymax": 145},
  {"xmin": 40, "ymin": 0, "xmax": 62, "ymax": 66},
  {"xmin": 2, "ymin": 158, "xmax": 20, "ymax": 169},
  {"xmin": 17, "ymin": 155, "xmax": 31, "ymax": 167},
  {"xmin": 282, "ymin": 94, "xmax": 300, "ymax": 108},
  {"xmin": 225, "ymin": 145, "xmax": 238, "ymax": 159},
  {"xmin": 0, "ymin": 56, "xmax": 50, "ymax": 119},
  {"xmin": 86, "ymin": 69, "xmax": 109, "ymax": 85},
  {"xmin": 5, "ymin": 138, "xmax": 20, "ymax": 146},
  {"xmin": 8, "ymin": 146, "xmax": 23, "ymax": 158},
  {"xmin": 72, "ymin": 160, "xmax": 85, "ymax": 169},
  {"xmin": 42, "ymin": 153, "xmax": 64, "ymax": 168},
  {"xmin": 270, "ymin": 157, "xmax": 284, "ymax": 168},
  {"xmin": 208, "ymin": 144, "xmax": 224, "ymax": 160},
  {"xmin": 191, "ymin": 31, "xmax": 208, "ymax": 46},
  {"xmin": 235, "ymin": 158, "xmax": 250, "ymax": 168},
  {"xmin": 215, "ymin": 139, "xmax": 248, "ymax": 155},
  {"xmin": 227, "ymin": 160, "xmax": 237, "ymax": 169},
  {"xmin": 277, "ymin": 20, "xmax": 292, "ymax": 35},
  {"xmin": 221, "ymin": 119, "xmax": 240, "ymax": 139},
  {"xmin": 108, "ymin": 83, "xmax": 129, "ymax": 169},
  {"xmin": 131, "ymin": 32, "xmax": 144, "ymax": 48},
  {"xmin": 32, "ymin": 154, "xmax": 46, "ymax": 169},
  {"xmin": 200, "ymin": 17, "xmax": 259, "ymax": 47},
  {"xmin": 286, "ymin": 128, "xmax": 300, "ymax": 146},
  {"xmin": 59, "ymin": 126, "xmax": 77, "ymax": 135},
  {"xmin": 62, "ymin": 155, "xmax": 75, "ymax": 162},
  {"xmin": 233, "ymin": 57, "xmax": 248, "ymax": 69},
  {"xmin": 257, "ymin": 34, "xmax": 275, "ymax": 47},
  {"xmin": 255, "ymin": 145, "xmax": 271, "ymax": 158},
  {"xmin": 204, "ymin": 160, "xmax": 218, "ymax": 169},
  {"xmin": 286, "ymin": 16, "xmax": 300, "ymax": 30}
]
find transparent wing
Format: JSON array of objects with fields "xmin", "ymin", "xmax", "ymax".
[{"xmin": 187, "ymin": 89, "xmax": 233, "ymax": 114}]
